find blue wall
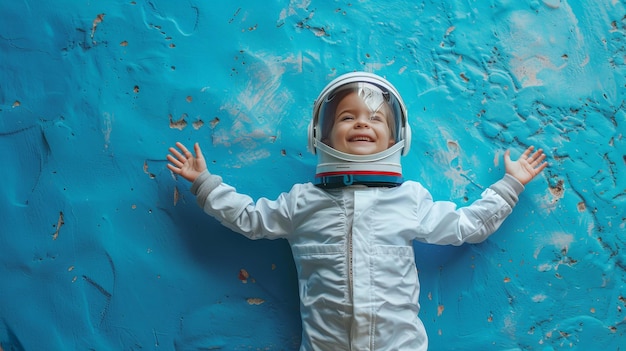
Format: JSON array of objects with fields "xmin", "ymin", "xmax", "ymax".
[{"xmin": 1, "ymin": 1, "xmax": 624, "ymax": 350}]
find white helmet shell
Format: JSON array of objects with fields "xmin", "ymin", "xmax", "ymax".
[{"xmin": 308, "ymin": 72, "xmax": 411, "ymax": 187}]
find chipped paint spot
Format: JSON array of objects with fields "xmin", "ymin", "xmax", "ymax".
[
  {"xmin": 192, "ymin": 119, "xmax": 204, "ymax": 130},
  {"xmin": 102, "ymin": 112, "xmax": 113, "ymax": 149},
  {"xmin": 169, "ymin": 114, "xmax": 188, "ymax": 130},
  {"xmin": 548, "ymin": 179, "xmax": 565, "ymax": 199},
  {"xmin": 91, "ymin": 13, "xmax": 105, "ymax": 43},
  {"xmin": 247, "ymin": 298, "xmax": 265, "ymax": 305},
  {"xmin": 238, "ymin": 269, "xmax": 249, "ymax": 283},
  {"xmin": 533, "ymin": 232, "xmax": 574, "ymax": 259},
  {"xmin": 143, "ymin": 161, "xmax": 156, "ymax": 179},
  {"xmin": 52, "ymin": 212, "xmax": 64, "ymax": 240}
]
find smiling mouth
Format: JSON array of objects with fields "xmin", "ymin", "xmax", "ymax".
[{"xmin": 350, "ymin": 136, "xmax": 374, "ymax": 142}]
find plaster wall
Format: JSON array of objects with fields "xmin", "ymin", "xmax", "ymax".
[{"xmin": 1, "ymin": 1, "xmax": 625, "ymax": 350}]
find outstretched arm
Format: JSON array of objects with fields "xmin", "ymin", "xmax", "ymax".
[
  {"xmin": 504, "ymin": 146, "xmax": 548, "ymax": 185},
  {"xmin": 166, "ymin": 142, "xmax": 207, "ymax": 182}
]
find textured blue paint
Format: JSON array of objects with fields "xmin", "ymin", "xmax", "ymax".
[{"xmin": 1, "ymin": 1, "xmax": 624, "ymax": 350}]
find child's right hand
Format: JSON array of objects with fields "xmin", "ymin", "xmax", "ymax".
[
  {"xmin": 167, "ymin": 142, "xmax": 207, "ymax": 182},
  {"xmin": 504, "ymin": 146, "xmax": 548, "ymax": 185}
]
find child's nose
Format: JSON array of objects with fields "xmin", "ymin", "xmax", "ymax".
[{"xmin": 355, "ymin": 114, "xmax": 371, "ymax": 127}]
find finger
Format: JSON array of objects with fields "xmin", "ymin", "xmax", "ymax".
[
  {"xmin": 166, "ymin": 154, "xmax": 184, "ymax": 168},
  {"xmin": 522, "ymin": 146, "xmax": 534, "ymax": 159},
  {"xmin": 531, "ymin": 153, "xmax": 546, "ymax": 166},
  {"xmin": 530, "ymin": 148, "xmax": 544, "ymax": 160},
  {"xmin": 504, "ymin": 149, "xmax": 511, "ymax": 163},
  {"xmin": 194, "ymin": 142, "xmax": 204, "ymax": 160},
  {"xmin": 535, "ymin": 161, "xmax": 548, "ymax": 173},
  {"xmin": 175, "ymin": 142, "xmax": 193, "ymax": 158},
  {"xmin": 166, "ymin": 163, "xmax": 182, "ymax": 174},
  {"xmin": 535, "ymin": 153, "xmax": 547, "ymax": 163},
  {"xmin": 168, "ymin": 147, "xmax": 186, "ymax": 162},
  {"xmin": 528, "ymin": 153, "xmax": 540, "ymax": 164}
]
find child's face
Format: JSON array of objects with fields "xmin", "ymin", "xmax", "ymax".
[{"xmin": 326, "ymin": 92, "xmax": 395, "ymax": 155}]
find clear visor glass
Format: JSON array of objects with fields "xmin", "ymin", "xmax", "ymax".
[{"xmin": 316, "ymin": 82, "xmax": 403, "ymax": 148}]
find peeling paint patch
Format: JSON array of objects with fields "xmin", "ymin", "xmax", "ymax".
[
  {"xmin": 533, "ymin": 232, "xmax": 575, "ymax": 259},
  {"xmin": 52, "ymin": 211, "xmax": 64, "ymax": 240},
  {"xmin": 548, "ymin": 179, "xmax": 565, "ymax": 201},
  {"xmin": 143, "ymin": 160, "xmax": 156, "ymax": 179},
  {"xmin": 191, "ymin": 119, "xmax": 204, "ymax": 130},
  {"xmin": 103, "ymin": 112, "xmax": 113, "ymax": 149},
  {"xmin": 169, "ymin": 114, "xmax": 188, "ymax": 130},
  {"xmin": 238, "ymin": 269, "xmax": 250, "ymax": 283},
  {"xmin": 91, "ymin": 13, "xmax": 105, "ymax": 43},
  {"xmin": 246, "ymin": 298, "xmax": 265, "ymax": 305}
]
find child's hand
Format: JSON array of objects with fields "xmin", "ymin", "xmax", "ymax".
[
  {"xmin": 504, "ymin": 146, "xmax": 548, "ymax": 185},
  {"xmin": 167, "ymin": 142, "xmax": 207, "ymax": 182}
]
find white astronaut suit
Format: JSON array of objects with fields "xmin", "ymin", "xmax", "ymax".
[{"xmin": 190, "ymin": 72, "xmax": 524, "ymax": 350}]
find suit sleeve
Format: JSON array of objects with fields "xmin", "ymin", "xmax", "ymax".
[
  {"xmin": 414, "ymin": 174, "xmax": 524, "ymax": 245},
  {"xmin": 190, "ymin": 170, "xmax": 294, "ymax": 240}
]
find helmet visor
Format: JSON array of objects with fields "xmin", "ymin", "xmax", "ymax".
[{"xmin": 316, "ymin": 82, "xmax": 404, "ymax": 149}]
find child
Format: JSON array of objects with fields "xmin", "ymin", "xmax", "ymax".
[{"xmin": 166, "ymin": 72, "xmax": 547, "ymax": 351}]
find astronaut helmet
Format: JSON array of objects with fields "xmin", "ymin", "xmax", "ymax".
[{"xmin": 308, "ymin": 72, "xmax": 411, "ymax": 188}]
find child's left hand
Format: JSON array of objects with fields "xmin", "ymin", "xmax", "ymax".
[
  {"xmin": 167, "ymin": 142, "xmax": 207, "ymax": 183},
  {"xmin": 504, "ymin": 146, "xmax": 548, "ymax": 185}
]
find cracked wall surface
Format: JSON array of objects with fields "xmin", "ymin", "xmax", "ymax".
[{"xmin": 0, "ymin": 1, "xmax": 624, "ymax": 350}]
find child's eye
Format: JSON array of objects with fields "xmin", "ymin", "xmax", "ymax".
[{"xmin": 340, "ymin": 115, "xmax": 355, "ymax": 121}]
